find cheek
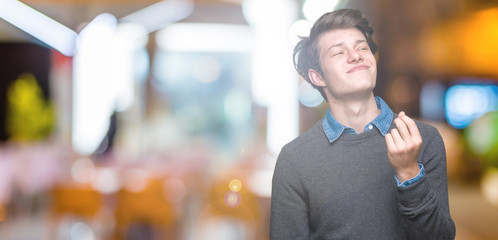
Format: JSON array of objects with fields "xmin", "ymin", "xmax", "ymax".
[
  {"xmin": 321, "ymin": 61, "xmax": 343, "ymax": 77},
  {"xmin": 370, "ymin": 63, "xmax": 378, "ymax": 76},
  {"xmin": 366, "ymin": 54, "xmax": 377, "ymax": 66}
]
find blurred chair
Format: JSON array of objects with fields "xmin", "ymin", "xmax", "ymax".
[
  {"xmin": 113, "ymin": 177, "xmax": 175, "ymax": 240},
  {"xmin": 49, "ymin": 184, "xmax": 104, "ymax": 239},
  {"xmin": 0, "ymin": 203, "xmax": 5, "ymax": 223},
  {"xmin": 51, "ymin": 185, "xmax": 101, "ymax": 218}
]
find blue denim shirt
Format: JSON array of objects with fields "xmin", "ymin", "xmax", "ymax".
[{"xmin": 322, "ymin": 96, "xmax": 423, "ymax": 188}]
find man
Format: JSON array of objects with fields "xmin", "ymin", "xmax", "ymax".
[{"xmin": 270, "ymin": 9, "xmax": 455, "ymax": 239}]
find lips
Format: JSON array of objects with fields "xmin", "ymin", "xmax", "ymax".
[{"xmin": 347, "ymin": 65, "xmax": 369, "ymax": 73}]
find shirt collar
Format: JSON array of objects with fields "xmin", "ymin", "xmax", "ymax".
[{"xmin": 322, "ymin": 96, "xmax": 394, "ymax": 143}]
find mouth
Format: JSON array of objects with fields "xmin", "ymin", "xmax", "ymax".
[{"xmin": 347, "ymin": 65, "xmax": 369, "ymax": 73}]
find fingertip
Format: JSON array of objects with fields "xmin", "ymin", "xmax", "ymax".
[
  {"xmin": 399, "ymin": 112, "xmax": 411, "ymax": 121},
  {"xmin": 401, "ymin": 114, "xmax": 413, "ymax": 122}
]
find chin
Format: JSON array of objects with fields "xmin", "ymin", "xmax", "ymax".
[
  {"xmin": 339, "ymin": 89, "xmax": 374, "ymax": 100},
  {"xmin": 353, "ymin": 83, "xmax": 375, "ymax": 92}
]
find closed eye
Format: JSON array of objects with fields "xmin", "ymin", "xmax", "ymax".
[
  {"xmin": 357, "ymin": 46, "xmax": 369, "ymax": 51},
  {"xmin": 332, "ymin": 51, "xmax": 344, "ymax": 56}
]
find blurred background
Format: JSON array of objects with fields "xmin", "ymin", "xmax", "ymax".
[{"xmin": 0, "ymin": 0, "xmax": 497, "ymax": 239}]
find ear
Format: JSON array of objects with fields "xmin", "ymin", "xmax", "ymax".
[{"xmin": 308, "ymin": 69, "xmax": 327, "ymax": 87}]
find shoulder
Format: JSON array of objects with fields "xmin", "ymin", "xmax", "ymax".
[
  {"xmin": 281, "ymin": 121, "xmax": 327, "ymax": 154},
  {"xmin": 273, "ymin": 121, "xmax": 328, "ymax": 187},
  {"xmin": 275, "ymin": 121, "xmax": 327, "ymax": 167}
]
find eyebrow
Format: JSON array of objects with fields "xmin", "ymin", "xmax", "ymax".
[{"xmin": 326, "ymin": 39, "xmax": 367, "ymax": 53}]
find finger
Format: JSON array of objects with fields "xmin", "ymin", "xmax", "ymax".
[
  {"xmin": 390, "ymin": 129, "xmax": 405, "ymax": 148},
  {"xmin": 385, "ymin": 133, "xmax": 397, "ymax": 152},
  {"xmin": 400, "ymin": 115, "xmax": 422, "ymax": 140},
  {"xmin": 394, "ymin": 117, "xmax": 411, "ymax": 142},
  {"xmin": 398, "ymin": 111, "xmax": 405, "ymax": 118}
]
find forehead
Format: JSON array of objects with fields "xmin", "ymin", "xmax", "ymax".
[{"xmin": 317, "ymin": 28, "xmax": 366, "ymax": 50}]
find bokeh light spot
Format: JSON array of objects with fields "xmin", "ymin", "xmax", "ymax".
[
  {"xmin": 289, "ymin": 19, "xmax": 311, "ymax": 47},
  {"xmin": 229, "ymin": 179, "xmax": 242, "ymax": 192},
  {"xmin": 303, "ymin": 0, "xmax": 340, "ymax": 23},
  {"xmin": 70, "ymin": 222, "xmax": 95, "ymax": 240},
  {"xmin": 122, "ymin": 168, "xmax": 148, "ymax": 193},
  {"xmin": 445, "ymin": 84, "xmax": 498, "ymax": 129},
  {"xmin": 481, "ymin": 168, "xmax": 498, "ymax": 207},
  {"xmin": 71, "ymin": 157, "xmax": 96, "ymax": 183},
  {"xmin": 224, "ymin": 191, "xmax": 241, "ymax": 208},
  {"xmin": 298, "ymin": 81, "xmax": 324, "ymax": 108}
]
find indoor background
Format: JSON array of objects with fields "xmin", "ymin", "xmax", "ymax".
[{"xmin": 0, "ymin": 0, "xmax": 497, "ymax": 239}]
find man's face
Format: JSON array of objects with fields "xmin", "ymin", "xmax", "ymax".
[{"xmin": 312, "ymin": 28, "xmax": 377, "ymax": 101}]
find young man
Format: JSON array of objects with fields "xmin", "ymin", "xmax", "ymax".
[{"xmin": 270, "ymin": 9, "xmax": 455, "ymax": 239}]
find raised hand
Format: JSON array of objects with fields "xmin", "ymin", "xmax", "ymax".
[{"xmin": 385, "ymin": 111, "xmax": 422, "ymax": 182}]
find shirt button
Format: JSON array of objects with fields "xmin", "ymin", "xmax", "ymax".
[{"xmin": 368, "ymin": 125, "xmax": 373, "ymax": 130}]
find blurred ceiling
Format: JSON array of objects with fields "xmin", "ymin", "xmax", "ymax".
[
  {"xmin": 2, "ymin": 0, "xmax": 498, "ymax": 79},
  {"xmin": 0, "ymin": 0, "xmax": 246, "ymax": 42}
]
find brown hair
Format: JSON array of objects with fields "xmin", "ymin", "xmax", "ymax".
[{"xmin": 293, "ymin": 9, "xmax": 377, "ymax": 100}]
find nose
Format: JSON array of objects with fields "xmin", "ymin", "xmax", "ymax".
[{"xmin": 347, "ymin": 50, "xmax": 362, "ymax": 63}]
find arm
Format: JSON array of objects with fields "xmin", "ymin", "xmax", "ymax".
[
  {"xmin": 270, "ymin": 146, "xmax": 310, "ymax": 239},
  {"xmin": 386, "ymin": 112, "xmax": 455, "ymax": 239}
]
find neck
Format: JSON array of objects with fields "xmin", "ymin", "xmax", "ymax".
[{"xmin": 327, "ymin": 93, "xmax": 379, "ymax": 133}]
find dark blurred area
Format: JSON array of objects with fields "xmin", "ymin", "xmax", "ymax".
[{"xmin": 0, "ymin": 0, "xmax": 497, "ymax": 239}]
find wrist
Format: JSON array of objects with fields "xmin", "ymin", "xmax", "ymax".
[{"xmin": 396, "ymin": 164, "xmax": 420, "ymax": 182}]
